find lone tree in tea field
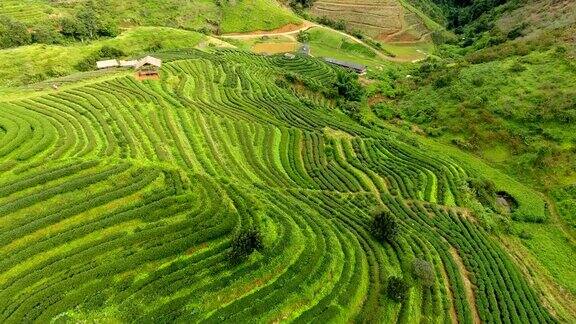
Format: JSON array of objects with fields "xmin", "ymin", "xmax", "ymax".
[
  {"xmin": 228, "ymin": 228, "xmax": 264, "ymax": 264},
  {"xmin": 386, "ymin": 276, "xmax": 410, "ymax": 302},
  {"xmin": 370, "ymin": 210, "xmax": 399, "ymax": 244},
  {"xmin": 412, "ymin": 258, "xmax": 435, "ymax": 287}
]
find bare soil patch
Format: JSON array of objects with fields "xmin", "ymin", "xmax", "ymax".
[
  {"xmin": 252, "ymin": 42, "xmax": 298, "ymax": 54},
  {"xmin": 135, "ymin": 72, "xmax": 160, "ymax": 81}
]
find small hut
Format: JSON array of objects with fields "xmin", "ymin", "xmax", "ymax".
[
  {"xmin": 96, "ymin": 59, "xmax": 119, "ymax": 69},
  {"xmin": 135, "ymin": 56, "xmax": 162, "ymax": 77}
]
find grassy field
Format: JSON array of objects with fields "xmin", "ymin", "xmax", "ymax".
[
  {"xmin": 220, "ymin": 0, "xmax": 301, "ymax": 33},
  {"xmin": 0, "ymin": 42, "xmax": 570, "ymax": 322},
  {"xmin": 306, "ymin": 27, "xmax": 387, "ymax": 66}
]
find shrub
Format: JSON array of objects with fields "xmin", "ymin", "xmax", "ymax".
[
  {"xmin": 275, "ymin": 78, "xmax": 290, "ymax": 89},
  {"xmin": 468, "ymin": 177, "xmax": 496, "ymax": 207},
  {"xmin": 228, "ymin": 228, "xmax": 264, "ymax": 264},
  {"xmin": 297, "ymin": 31, "xmax": 309, "ymax": 43},
  {"xmin": 317, "ymin": 16, "xmax": 346, "ymax": 31},
  {"xmin": 0, "ymin": 16, "xmax": 31, "ymax": 48},
  {"xmin": 31, "ymin": 24, "xmax": 61, "ymax": 44},
  {"xmin": 373, "ymin": 102, "xmax": 396, "ymax": 120},
  {"xmin": 76, "ymin": 46, "xmax": 126, "ymax": 71},
  {"xmin": 412, "ymin": 258, "xmax": 434, "ymax": 287},
  {"xmin": 370, "ymin": 210, "xmax": 399, "ymax": 244},
  {"xmin": 518, "ymin": 230, "xmax": 533, "ymax": 240},
  {"xmin": 290, "ymin": 0, "xmax": 316, "ymax": 8},
  {"xmin": 340, "ymin": 100, "xmax": 361, "ymax": 121},
  {"xmin": 509, "ymin": 61, "xmax": 526, "ymax": 73},
  {"xmin": 386, "ymin": 276, "xmax": 410, "ymax": 302},
  {"xmin": 334, "ymin": 71, "xmax": 364, "ymax": 102}
]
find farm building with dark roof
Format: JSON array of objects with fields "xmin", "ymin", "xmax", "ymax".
[{"xmin": 324, "ymin": 58, "xmax": 366, "ymax": 74}]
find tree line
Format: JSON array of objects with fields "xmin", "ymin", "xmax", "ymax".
[{"xmin": 0, "ymin": 5, "xmax": 119, "ymax": 49}]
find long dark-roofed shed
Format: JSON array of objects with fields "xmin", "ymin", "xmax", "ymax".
[{"xmin": 324, "ymin": 58, "xmax": 367, "ymax": 74}]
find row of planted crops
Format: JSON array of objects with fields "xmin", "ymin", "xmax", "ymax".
[{"xmin": 0, "ymin": 50, "xmax": 553, "ymax": 323}]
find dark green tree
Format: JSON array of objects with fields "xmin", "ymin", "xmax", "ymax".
[
  {"xmin": 60, "ymin": 3, "xmax": 119, "ymax": 41},
  {"xmin": 296, "ymin": 31, "xmax": 309, "ymax": 43},
  {"xmin": 386, "ymin": 276, "xmax": 410, "ymax": 302},
  {"xmin": 334, "ymin": 70, "xmax": 364, "ymax": 102},
  {"xmin": 60, "ymin": 16, "xmax": 88, "ymax": 40},
  {"xmin": 370, "ymin": 210, "xmax": 399, "ymax": 244},
  {"xmin": 228, "ymin": 228, "xmax": 264, "ymax": 264},
  {"xmin": 76, "ymin": 7, "xmax": 100, "ymax": 40},
  {"xmin": 31, "ymin": 24, "xmax": 61, "ymax": 44}
]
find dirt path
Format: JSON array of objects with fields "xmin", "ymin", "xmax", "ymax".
[
  {"xmin": 449, "ymin": 246, "xmax": 481, "ymax": 324},
  {"xmin": 219, "ymin": 20, "xmax": 423, "ymax": 63},
  {"xmin": 543, "ymin": 194, "xmax": 576, "ymax": 245},
  {"xmin": 219, "ymin": 21, "xmax": 316, "ymax": 40}
]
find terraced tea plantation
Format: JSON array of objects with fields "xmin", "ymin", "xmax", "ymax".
[
  {"xmin": 0, "ymin": 50, "xmax": 555, "ymax": 322},
  {"xmin": 310, "ymin": 0, "xmax": 431, "ymax": 42}
]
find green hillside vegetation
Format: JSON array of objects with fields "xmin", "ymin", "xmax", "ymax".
[
  {"xmin": 219, "ymin": 0, "xmax": 301, "ymax": 33},
  {"xmin": 0, "ymin": 0, "xmax": 300, "ymax": 48},
  {"xmin": 0, "ymin": 27, "xmax": 205, "ymax": 88},
  {"xmin": 366, "ymin": 0, "xmax": 576, "ymax": 199},
  {"xmin": 0, "ymin": 0, "xmax": 575, "ymax": 322},
  {"xmin": 372, "ymin": 46, "xmax": 576, "ymax": 188},
  {"xmin": 362, "ymin": 0, "xmax": 576, "ymax": 311},
  {"xmin": 0, "ymin": 42, "xmax": 571, "ymax": 321}
]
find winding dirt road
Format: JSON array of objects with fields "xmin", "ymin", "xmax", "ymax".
[{"xmin": 219, "ymin": 20, "xmax": 424, "ymax": 62}]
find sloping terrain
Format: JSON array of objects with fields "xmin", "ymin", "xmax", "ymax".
[
  {"xmin": 0, "ymin": 0, "xmax": 575, "ymax": 322},
  {"xmin": 496, "ymin": 0, "xmax": 576, "ymax": 43},
  {"xmin": 0, "ymin": 0, "xmax": 300, "ymax": 33},
  {"xmin": 310, "ymin": 0, "xmax": 431, "ymax": 41},
  {"xmin": 0, "ymin": 49, "xmax": 561, "ymax": 322}
]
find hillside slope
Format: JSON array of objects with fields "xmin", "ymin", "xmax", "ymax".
[
  {"xmin": 0, "ymin": 0, "xmax": 300, "ymax": 34},
  {"xmin": 0, "ymin": 48, "xmax": 564, "ymax": 322},
  {"xmin": 309, "ymin": 0, "xmax": 435, "ymax": 42},
  {"xmin": 363, "ymin": 0, "xmax": 576, "ymax": 314},
  {"xmin": 0, "ymin": 0, "xmax": 575, "ymax": 322}
]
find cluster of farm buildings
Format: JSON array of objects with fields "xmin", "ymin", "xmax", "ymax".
[
  {"xmin": 96, "ymin": 49, "xmax": 367, "ymax": 77},
  {"xmin": 96, "ymin": 56, "xmax": 162, "ymax": 77}
]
